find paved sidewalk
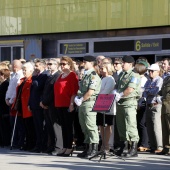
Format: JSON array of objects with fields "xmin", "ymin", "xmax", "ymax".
[{"xmin": 0, "ymin": 147, "xmax": 169, "ymax": 170}]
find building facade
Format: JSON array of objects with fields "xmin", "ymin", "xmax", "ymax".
[{"xmin": 0, "ymin": 0, "xmax": 170, "ymax": 62}]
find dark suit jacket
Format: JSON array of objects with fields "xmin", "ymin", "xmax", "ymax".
[
  {"xmin": 29, "ymin": 70, "xmax": 49, "ymax": 110},
  {"xmin": 113, "ymin": 71, "xmax": 123, "ymax": 84},
  {"xmin": 0, "ymin": 79, "xmax": 9, "ymax": 115},
  {"xmin": 41, "ymin": 70, "xmax": 61, "ymax": 107}
]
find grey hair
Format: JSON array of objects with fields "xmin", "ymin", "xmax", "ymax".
[
  {"xmin": 49, "ymin": 58, "xmax": 60, "ymax": 65},
  {"xmin": 22, "ymin": 62, "xmax": 34, "ymax": 72}
]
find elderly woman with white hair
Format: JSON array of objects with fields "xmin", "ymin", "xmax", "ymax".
[{"xmin": 12, "ymin": 62, "xmax": 36, "ymax": 150}]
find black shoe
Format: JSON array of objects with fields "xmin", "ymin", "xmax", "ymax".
[
  {"xmin": 12, "ymin": 145, "xmax": 20, "ymax": 149},
  {"xmin": 30, "ymin": 147, "xmax": 41, "ymax": 153},
  {"xmin": 123, "ymin": 141, "xmax": 138, "ymax": 158},
  {"xmin": 157, "ymin": 148, "xmax": 169, "ymax": 155},
  {"xmin": 63, "ymin": 149, "xmax": 73, "ymax": 157},
  {"xmin": 115, "ymin": 141, "xmax": 128, "ymax": 156},
  {"xmin": 43, "ymin": 147, "xmax": 54, "ymax": 154},
  {"xmin": 86, "ymin": 143, "xmax": 98, "ymax": 159},
  {"xmin": 77, "ymin": 144, "xmax": 89, "ymax": 158},
  {"xmin": 20, "ymin": 146, "xmax": 25, "ymax": 150}
]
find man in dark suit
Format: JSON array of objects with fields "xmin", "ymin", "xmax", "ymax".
[
  {"xmin": 112, "ymin": 57, "xmax": 123, "ymax": 83},
  {"xmin": 28, "ymin": 59, "xmax": 49, "ymax": 153},
  {"xmin": 109, "ymin": 57, "xmax": 123, "ymax": 152},
  {"xmin": 40, "ymin": 58, "xmax": 62, "ymax": 154}
]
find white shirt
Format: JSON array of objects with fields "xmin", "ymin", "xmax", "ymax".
[
  {"xmin": 140, "ymin": 75, "xmax": 148, "ymax": 94},
  {"xmin": 6, "ymin": 69, "xmax": 24, "ymax": 104},
  {"xmin": 141, "ymin": 75, "xmax": 147, "ymax": 88},
  {"xmin": 117, "ymin": 69, "xmax": 122, "ymax": 76}
]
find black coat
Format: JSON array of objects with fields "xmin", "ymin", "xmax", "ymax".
[
  {"xmin": 28, "ymin": 70, "xmax": 49, "ymax": 110},
  {"xmin": 113, "ymin": 72, "xmax": 119, "ymax": 83},
  {"xmin": 0, "ymin": 79, "xmax": 9, "ymax": 115},
  {"xmin": 41, "ymin": 71, "xmax": 61, "ymax": 107}
]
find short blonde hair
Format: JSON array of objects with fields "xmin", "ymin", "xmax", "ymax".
[
  {"xmin": 0, "ymin": 63, "xmax": 9, "ymax": 70},
  {"xmin": 100, "ymin": 63, "xmax": 113, "ymax": 75}
]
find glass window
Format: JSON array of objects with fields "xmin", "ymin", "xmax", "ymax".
[
  {"xmin": 1, "ymin": 47, "xmax": 11, "ymax": 61},
  {"xmin": 13, "ymin": 47, "xmax": 23, "ymax": 60}
]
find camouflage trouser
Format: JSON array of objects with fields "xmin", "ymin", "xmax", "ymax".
[
  {"xmin": 78, "ymin": 101, "xmax": 99, "ymax": 144},
  {"xmin": 116, "ymin": 103, "xmax": 139, "ymax": 142}
]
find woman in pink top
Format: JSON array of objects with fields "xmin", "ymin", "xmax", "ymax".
[{"xmin": 54, "ymin": 56, "xmax": 79, "ymax": 156}]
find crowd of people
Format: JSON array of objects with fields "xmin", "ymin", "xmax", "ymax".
[{"xmin": 0, "ymin": 55, "xmax": 169, "ymax": 159}]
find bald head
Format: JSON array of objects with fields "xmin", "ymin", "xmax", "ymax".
[
  {"xmin": 96, "ymin": 55, "xmax": 105, "ymax": 66},
  {"xmin": 12, "ymin": 60, "xmax": 22, "ymax": 73}
]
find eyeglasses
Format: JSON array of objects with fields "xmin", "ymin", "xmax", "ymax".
[
  {"xmin": 114, "ymin": 63, "xmax": 121, "ymax": 65},
  {"xmin": 60, "ymin": 63, "xmax": 68, "ymax": 66}
]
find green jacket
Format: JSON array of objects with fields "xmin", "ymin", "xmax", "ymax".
[{"xmin": 78, "ymin": 68, "xmax": 101, "ymax": 99}]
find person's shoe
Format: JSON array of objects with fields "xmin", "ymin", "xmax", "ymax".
[
  {"xmin": 12, "ymin": 145, "xmax": 20, "ymax": 149},
  {"xmin": 50, "ymin": 148, "xmax": 62, "ymax": 156},
  {"xmin": 19, "ymin": 146, "xmax": 25, "ymax": 151},
  {"xmin": 156, "ymin": 147, "xmax": 169, "ymax": 155},
  {"xmin": 57, "ymin": 148, "xmax": 67, "ymax": 156},
  {"xmin": 63, "ymin": 148, "xmax": 74, "ymax": 157},
  {"xmin": 115, "ymin": 141, "xmax": 128, "ymax": 156},
  {"xmin": 124, "ymin": 141, "xmax": 138, "ymax": 158},
  {"xmin": 43, "ymin": 147, "xmax": 54, "ymax": 154},
  {"xmin": 138, "ymin": 146, "xmax": 149, "ymax": 152},
  {"xmin": 86, "ymin": 143, "xmax": 98, "ymax": 159},
  {"xmin": 154, "ymin": 149, "xmax": 162, "ymax": 154},
  {"xmin": 77, "ymin": 144, "xmax": 89, "ymax": 158},
  {"xmin": 30, "ymin": 147, "xmax": 41, "ymax": 153}
]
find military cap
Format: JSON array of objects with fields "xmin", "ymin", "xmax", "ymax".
[
  {"xmin": 83, "ymin": 55, "xmax": 96, "ymax": 62},
  {"xmin": 122, "ymin": 55, "xmax": 135, "ymax": 63},
  {"xmin": 137, "ymin": 60, "xmax": 149, "ymax": 68}
]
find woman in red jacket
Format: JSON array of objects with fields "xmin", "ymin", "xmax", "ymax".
[
  {"xmin": 13, "ymin": 62, "xmax": 36, "ymax": 150},
  {"xmin": 54, "ymin": 56, "xmax": 79, "ymax": 156}
]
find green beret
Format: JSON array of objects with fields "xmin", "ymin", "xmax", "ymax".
[{"xmin": 137, "ymin": 60, "xmax": 149, "ymax": 68}]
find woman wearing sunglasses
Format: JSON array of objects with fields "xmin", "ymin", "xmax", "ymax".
[{"xmin": 54, "ymin": 56, "xmax": 79, "ymax": 157}]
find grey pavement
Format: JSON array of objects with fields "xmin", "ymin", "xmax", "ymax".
[{"xmin": 0, "ymin": 147, "xmax": 169, "ymax": 170}]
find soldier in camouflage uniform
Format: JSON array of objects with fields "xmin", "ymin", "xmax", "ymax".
[
  {"xmin": 113, "ymin": 55, "xmax": 141, "ymax": 158},
  {"xmin": 157, "ymin": 65, "xmax": 170, "ymax": 155},
  {"xmin": 74, "ymin": 55, "xmax": 101, "ymax": 158}
]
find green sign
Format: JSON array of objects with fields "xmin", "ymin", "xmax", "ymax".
[
  {"xmin": 134, "ymin": 39, "xmax": 162, "ymax": 52},
  {"xmin": 61, "ymin": 43, "xmax": 86, "ymax": 54}
]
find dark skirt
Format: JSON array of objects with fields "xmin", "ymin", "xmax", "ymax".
[{"xmin": 96, "ymin": 112, "xmax": 114, "ymax": 126}]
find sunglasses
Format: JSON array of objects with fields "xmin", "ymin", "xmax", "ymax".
[
  {"xmin": 60, "ymin": 63, "xmax": 68, "ymax": 66},
  {"xmin": 47, "ymin": 63, "xmax": 54, "ymax": 66},
  {"xmin": 148, "ymin": 70, "xmax": 155, "ymax": 73},
  {"xmin": 114, "ymin": 63, "xmax": 121, "ymax": 65}
]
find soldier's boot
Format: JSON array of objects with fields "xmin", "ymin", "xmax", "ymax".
[
  {"xmin": 124, "ymin": 141, "xmax": 138, "ymax": 158},
  {"xmin": 86, "ymin": 143, "xmax": 98, "ymax": 159},
  {"xmin": 77, "ymin": 144, "xmax": 89, "ymax": 158},
  {"xmin": 115, "ymin": 141, "xmax": 128, "ymax": 156}
]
